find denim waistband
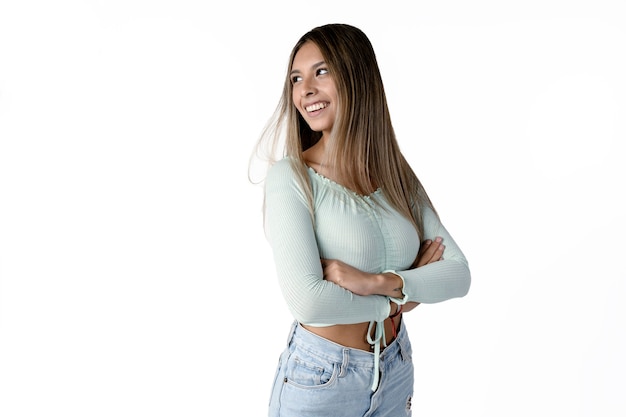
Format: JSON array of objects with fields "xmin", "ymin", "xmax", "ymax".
[{"xmin": 287, "ymin": 320, "xmax": 410, "ymax": 389}]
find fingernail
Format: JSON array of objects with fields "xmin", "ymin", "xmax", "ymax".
[{"xmin": 435, "ymin": 237, "xmax": 443, "ymax": 243}]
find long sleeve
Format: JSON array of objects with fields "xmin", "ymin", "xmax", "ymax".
[
  {"xmin": 390, "ymin": 206, "xmax": 471, "ymax": 304},
  {"xmin": 264, "ymin": 159, "xmax": 391, "ymax": 325}
]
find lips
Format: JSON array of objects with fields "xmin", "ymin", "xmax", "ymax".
[{"xmin": 305, "ymin": 102, "xmax": 329, "ymax": 113}]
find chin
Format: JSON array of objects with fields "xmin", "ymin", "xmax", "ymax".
[{"xmin": 307, "ymin": 122, "xmax": 331, "ymax": 133}]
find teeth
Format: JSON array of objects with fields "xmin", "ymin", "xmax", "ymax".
[{"xmin": 305, "ymin": 102, "xmax": 327, "ymax": 112}]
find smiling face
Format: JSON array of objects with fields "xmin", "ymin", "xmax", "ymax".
[{"xmin": 290, "ymin": 41, "xmax": 338, "ymax": 139}]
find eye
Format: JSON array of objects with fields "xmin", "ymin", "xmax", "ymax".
[
  {"xmin": 316, "ymin": 68, "xmax": 329, "ymax": 76},
  {"xmin": 291, "ymin": 75, "xmax": 302, "ymax": 84}
]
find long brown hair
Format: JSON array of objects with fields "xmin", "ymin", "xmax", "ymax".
[{"xmin": 251, "ymin": 23, "xmax": 435, "ymax": 237}]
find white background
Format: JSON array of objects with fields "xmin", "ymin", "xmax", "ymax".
[{"xmin": 1, "ymin": 1, "xmax": 624, "ymax": 416}]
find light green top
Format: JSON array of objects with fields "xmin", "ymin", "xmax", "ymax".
[{"xmin": 264, "ymin": 157, "xmax": 471, "ymax": 390}]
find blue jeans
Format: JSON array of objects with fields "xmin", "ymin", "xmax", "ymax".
[{"xmin": 268, "ymin": 321, "xmax": 414, "ymax": 417}]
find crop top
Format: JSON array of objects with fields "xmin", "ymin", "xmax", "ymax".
[{"xmin": 264, "ymin": 157, "xmax": 471, "ymax": 389}]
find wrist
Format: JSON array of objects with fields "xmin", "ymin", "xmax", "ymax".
[{"xmin": 379, "ymin": 272, "xmax": 404, "ymax": 298}]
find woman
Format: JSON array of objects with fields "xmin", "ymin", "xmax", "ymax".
[{"xmin": 253, "ymin": 23, "xmax": 471, "ymax": 417}]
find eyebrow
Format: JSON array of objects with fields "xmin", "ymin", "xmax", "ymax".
[{"xmin": 290, "ymin": 61, "xmax": 326, "ymax": 76}]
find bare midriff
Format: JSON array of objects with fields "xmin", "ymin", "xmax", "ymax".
[{"xmin": 302, "ymin": 315, "xmax": 402, "ymax": 352}]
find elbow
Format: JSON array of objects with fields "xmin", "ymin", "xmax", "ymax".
[
  {"xmin": 460, "ymin": 276, "xmax": 471, "ymax": 298},
  {"xmin": 459, "ymin": 263, "xmax": 471, "ymax": 298},
  {"xmin": 280, "ymin": 281, "xmax": 327, "ymax": 324},
  {"xmin": 456, "ymin": 259, "xmax": 472, "ymax": 298},
  {"xmin": 431, "ymin": 260, "xmax": 471, "ymax": 303},
  {"xmin": 287, "ymin": 299, "xmax": 324, "ymax": 324}
]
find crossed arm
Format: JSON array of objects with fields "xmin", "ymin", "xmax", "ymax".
[{"xmin": 322, "ymin": 236, "xmax": 447, "ymax": 314}]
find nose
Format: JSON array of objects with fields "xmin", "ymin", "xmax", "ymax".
[{"xmin": 300, "ymin": 76, "xmax": 317, "ymax": 97}]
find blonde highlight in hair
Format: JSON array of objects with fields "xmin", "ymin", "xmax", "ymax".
[{"xmin": 250, "ymin": 23, "xmax": 436, "ymax": 236}]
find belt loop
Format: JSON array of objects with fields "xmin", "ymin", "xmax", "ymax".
[
  {"xmin": 339, "ymin": 348, "xmax": 349, "ymax": 378},
  {"xmin": 286, "ymin": 320, "xmax": 298, "ymax": 346}
]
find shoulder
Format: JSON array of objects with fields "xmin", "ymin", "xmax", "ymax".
[
  {"xmin": 421, "ymin": 204, "xmax": 439, "ymax": 224},
  {"xmin": 266, "ymin": 157, "xmax": 309, "ymax": 193},
  {"xmin": 267, "ymin": 157, "xmax": 295, "ymax": 176},
  {"xmin": 266, "ymin": 157, "xmax": 299, "ymax": 186},
  {"xmin": 265, "ymin": 157, "xmax": 311, "ymax": 207}
]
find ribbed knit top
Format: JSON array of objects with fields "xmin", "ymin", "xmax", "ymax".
[{"xmin": 264, "ymin": 157, "xmax": 471, "ymax": 326}]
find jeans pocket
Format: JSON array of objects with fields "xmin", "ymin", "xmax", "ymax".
[{"xmin": 285, "ymin": 348, "xmax": 339, "ymax": 389}]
